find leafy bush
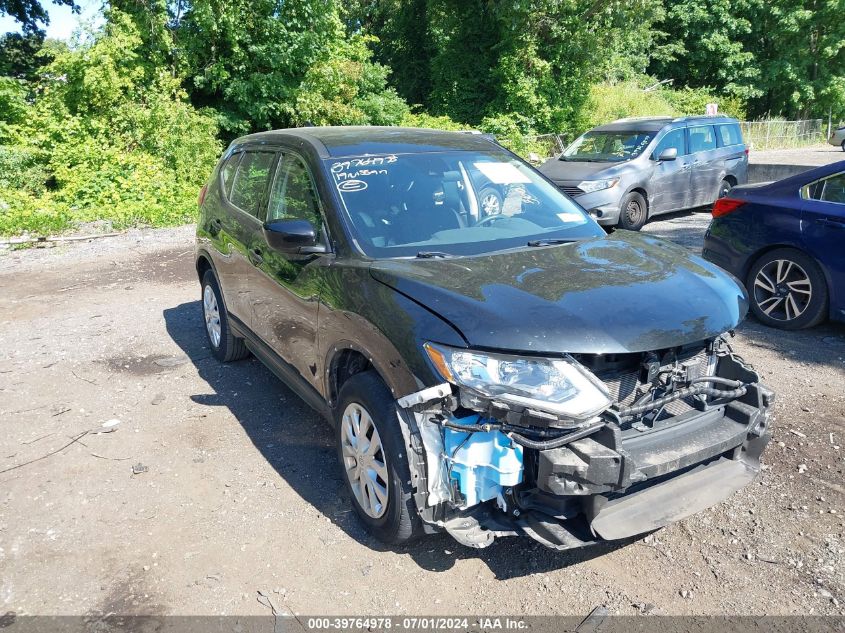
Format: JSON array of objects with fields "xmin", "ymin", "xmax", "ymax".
[
  {"xmin": 661, "ymin": 86, "xmax": 747, "ymax": 120},
  {"xmin": 574, "ymin": 82, "xmax": 678, "ymax": 133},
  {"xmin": 0, "ymin": 10, "xmax": 221, "ymax": 238}
]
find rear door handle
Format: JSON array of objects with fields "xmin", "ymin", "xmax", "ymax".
[
  {"xmin": 817, "ymin": 217, "xmax": 845, "ymax": 229},
  {"xmin": 248, "ymin": 247, "xmax": 264, "ymax": 266}
]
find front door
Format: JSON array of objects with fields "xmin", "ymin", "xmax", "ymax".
[
  {"xmin": 801, "ymin": 170, "xmax": 845, "ymax": 320},
  {"xmin": 249, "ymin": 151, "xmax": 330, "ymax": 389},
  {"xmin": 649, "ymin": 128, "xmax": 691, "ymax": 214}
]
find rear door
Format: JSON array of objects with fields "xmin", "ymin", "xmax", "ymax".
[
  {"xmin": 801, "ymin": 170, "xmax": 845, "ymax": 318},
  {"xmin": 687, "ymin": 125, "xmax": 721, "ymax": 207},
  {"xmin": 648, "ymin": 127, "xmax": 691, "ymax": 214},
  {"xmin": 715, "ymin": 123, "xmax": 748, "ymax": 185},
  {"xmin": 217, "ymin": 148, "xmax": 278, "ymax": 324},
  {"xmin": 248, "ymin": 150, "xmax": 331, "ymax": 389}
]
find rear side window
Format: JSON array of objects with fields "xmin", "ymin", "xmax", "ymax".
[
  {"xmin": 219, "ymin": 152, "xmax": 242, "ymax": 199},
  {"xmin": 716, "ymin": 124, "xmax": 743, "ymax": 147},
  {"xmin": 808, "ymin": 173, "xmax": 845, "ymax": 204},
  {"xmin": 689, "ymin": 126, "xmax": 717, "ymax": 153},
  {"xmin": 653, "ymin": 128, "xmax": 686, "ymax": 158},
  {"xmin": 229, "ymin": 151, "xmax": 276, "ymax": 217}
]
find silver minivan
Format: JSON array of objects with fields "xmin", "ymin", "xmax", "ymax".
[{"xmin": 538, "ymin": 116, "xmax": 748, "ymax": 230}]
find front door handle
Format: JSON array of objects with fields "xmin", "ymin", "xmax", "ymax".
[
  {"xmin": 248, "ymin": 247, "xmax": 264, "ymax": 266},
  {"xmin": 817, "ymin": 217, "xmax": 845, "ymax": 229}
]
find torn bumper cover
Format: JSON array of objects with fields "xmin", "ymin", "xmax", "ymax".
[{"xmin": 395, "ymin": 342, "xmax": 773, "ymax": 550}]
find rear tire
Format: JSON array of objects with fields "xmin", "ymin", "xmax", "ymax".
[
  {"xmin": 201, "ymin": 270, "xmax": 249, "ymax": 362},
  {"xmin": 841, "ymin": 140, "xmax": 845, "ymax": 152},
  {"xmin": 746, "ymin": 248, "xmax": 828, "ymax": 330},
  {"xmin": 718, "ymin": 178, "xmax": 733, "ymax": 200},
  {"xmin": 617, "ymin": 191, "xmax": 648, "ymax": 231},
  {"xmin": 335, "ymin": 371, "xmax": 422, "ymax": 545}
]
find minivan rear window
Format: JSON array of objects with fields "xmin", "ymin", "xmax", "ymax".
[{"xmin": 716, "ymin": 124, "xmax": 743, "ymax": 147}]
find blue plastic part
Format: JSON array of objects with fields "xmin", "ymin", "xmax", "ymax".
[{"xmin": 442, "ymin": 415, "xmax": 524, "ymax": 508}]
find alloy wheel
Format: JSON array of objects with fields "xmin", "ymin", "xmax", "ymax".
[
  {"xmin": 753, "ymin": 258, "xmax": 812, "ymax": 322},
  {"xmin": 203, "ymin": 284, "xmax": 222, "ymax": 348},
  {"xmin": 340, "ymin": 402, "xmax": 389, "ymax": 519}
]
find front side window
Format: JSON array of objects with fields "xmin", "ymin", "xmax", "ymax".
[
  {"xmin": 689, "ymin": 126, "xmax": 717, "ymax": 153},
  {"xmin": 229, "ymin": 151, "xmax": 275, "ymax": 217},
  {"xmin": 716, "ymin": 124, "xmax": 742, "ymax": 147},
  {"xmin": 652, "ymin": 129, "xmax": 686, "ymax": 158},
  {"xmin": 808, "ymin": 173, "xmax": 845, "ymax": 204},
  {"xmin": 267, "ymin": 154, "xmax": 324, "ymax": 230},
  {"xmin": 560, "ymin": 130, "xmax": 657, "ymax": 163},
  {"xmin": 328, "ymin": 150, "xmax": 604, "ymax": 258}
]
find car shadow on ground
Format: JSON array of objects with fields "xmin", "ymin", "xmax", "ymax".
[{"xmin": 163, "ymin": 300, "xmax": 629, "ymax": 579}]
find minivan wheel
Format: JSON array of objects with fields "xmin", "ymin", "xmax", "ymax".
[
  {"xmin": 747, "ymin": 248, "xmax": 828, "ymax": 330},
  {"xmin": 617, "ymin": 192, "xmax": 647, "ymax": 231},
  {"xmin": 335, "ymin": 371, "xmax": 421, "ymax": 545},
  {"xmin": 718, "ymin": 178, "xmax": 733, "ymax": 199},
  {"xmin": 201, "ymin": 270, "xmax": 249, "ymax": 362},
  {"xmin": 841, "ymin": 140, "xmax": 845, "ymax": 152},
  {"xmin": 479, "ymin": 187, "xmax": 502, "ymax": 217}
]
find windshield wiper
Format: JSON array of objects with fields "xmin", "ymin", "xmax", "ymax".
[
  {"xmin": 416, "ymin": 251, "xmax": 453, "ymax": 258},
  {"xmin": 526, "ymin": 238, "xmax": 579, "ymax": 247}
]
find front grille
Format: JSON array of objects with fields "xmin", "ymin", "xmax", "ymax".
[
  {"xmin": 599, "ymin": 348, "xmax": 711, "ymax": 419},
  {"xmin": 559, "ymin": 185, "xmax": 584, "ymax": 197}
]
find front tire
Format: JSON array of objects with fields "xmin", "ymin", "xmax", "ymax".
[
  {"xmin": 335, "ymin": 371, "xmax": 421, "ymax": 545},
  {"xmin": 201, "ymin": 270, "xmax": 249, "ymax": 362},
  {"xmin": 746, "ymin": 248, "xmax": 828, "ymax": 330},
  {"xmin": 617, "ymin": 191, "xmax": 648, "ymax": 231}
]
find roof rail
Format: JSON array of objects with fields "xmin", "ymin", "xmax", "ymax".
[{"xmin": 614, "ymin": 116, "xmax": 673, "ymax": 122}]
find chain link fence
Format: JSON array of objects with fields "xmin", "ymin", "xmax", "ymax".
[
  {"xmin": 740, "ymin": 119, "xmax": 825, "ymax": 151},
  {"xmin": 525, "ymin": 119, "xmax": 827, "ymax": 159}
]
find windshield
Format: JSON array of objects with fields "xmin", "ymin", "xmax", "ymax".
[
  {"xmin": 327, "ymin": 150, "xmax": 603, "ymax": 258},
  {"xmin": 560, "ymin": 130, "xmax": 656, "ymax": 162}
]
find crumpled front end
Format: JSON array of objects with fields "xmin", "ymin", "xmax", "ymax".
[{"xmin": 395, "ymin": 336, "xmax": 773, "ymax": 549}]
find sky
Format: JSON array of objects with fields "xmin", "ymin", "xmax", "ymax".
[{"xmin": 0, "ymin": 0, "xmax": 103, "ymax": 40}]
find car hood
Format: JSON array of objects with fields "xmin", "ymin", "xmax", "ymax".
[
  {"xmin": 369, "ymin": 232, "xmax": 748, "ymax": 355},
  {"xmin": 538, "ymin": 159, "xmax": 631, "ymax": 183}
]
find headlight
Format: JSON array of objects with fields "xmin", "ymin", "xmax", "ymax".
[
  {"xmin": 577, "ymin": 178, "xmax": 619, "ymax": 194},
  {"xmin": 424, "ymin": 343, "xmax": 611, "ymax": 419}
]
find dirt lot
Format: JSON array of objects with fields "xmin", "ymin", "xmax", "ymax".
[{"xmin": 1, "ymin": 218, "xmax": 843, "ymax": 618}]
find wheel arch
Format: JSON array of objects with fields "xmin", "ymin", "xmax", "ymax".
[
  {"xmin": 196, "ymin": 249, "xmax": 216, "ymax": 284},
  {"xmin": 323, "ymin": 341, "xmax": 419, "ymax": 414}
]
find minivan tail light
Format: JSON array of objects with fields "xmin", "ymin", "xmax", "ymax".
[
  {"xmin": 712, "ymin": 197, "xmax": 746, "ymax": 218},
  {"xmin": 744, "ymin": 146, "xmax": 749, "ymax": 156},
  {"xmin": 198, "ymin": 184, "xmax": 208, "ymax": 207}
]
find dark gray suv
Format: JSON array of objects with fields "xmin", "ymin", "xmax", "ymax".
[{"xmin": 539, "ymin": 116, "xmax": 748, "ymax": 230}]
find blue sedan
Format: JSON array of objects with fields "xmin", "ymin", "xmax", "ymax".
[{"xmin": 703, "ymin": 160, "xmax": 845, "ymax": 329}]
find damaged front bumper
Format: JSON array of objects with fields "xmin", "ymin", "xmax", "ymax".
[{"xmin": 395, "ymin": 339, "xmax": 773, "ymax": 550}]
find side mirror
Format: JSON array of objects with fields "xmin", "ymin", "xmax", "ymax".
[
  {"xmin": 657, "ymin": 147, "xmax": 678, "ymax": 161},
  {"xmin": 263, "ymin": 218, "xmax": 327, "ymax": 254}
]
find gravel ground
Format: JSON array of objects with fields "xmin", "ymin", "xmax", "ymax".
[{"xmin": 0, "ymin": 221, "xmax": 843, "ymax": 618}]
